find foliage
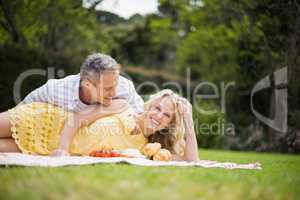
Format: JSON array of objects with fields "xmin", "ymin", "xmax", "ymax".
[{"xmin": 193, "ymin": 101, "xmax": 228, "ymax": 149}]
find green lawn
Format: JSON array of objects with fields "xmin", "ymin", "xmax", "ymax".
[{"xmin": 0, "ymin": 149, "xmax": 299, "ymax": 200}]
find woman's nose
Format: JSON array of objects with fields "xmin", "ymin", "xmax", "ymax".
[{"xmin": 155, "ymin": 112, "xmax": 164, "ymax": 119}]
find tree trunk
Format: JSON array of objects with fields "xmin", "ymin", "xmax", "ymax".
[{"xmin": 0, "ymin": 0, "xmax": 27, "ymax": 46}]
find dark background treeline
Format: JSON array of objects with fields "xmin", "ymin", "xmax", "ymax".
[{"xmin": 0, "ymin": 0, "xmax": 299, "ymax": 153}]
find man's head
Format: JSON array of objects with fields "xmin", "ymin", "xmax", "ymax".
[{"xmin": 80, "ymin": 53, "xmax": 120, "ymax": 106}]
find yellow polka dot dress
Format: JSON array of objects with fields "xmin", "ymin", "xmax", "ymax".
[{"xmin": 8, "ymin": 102, "xmax": 147, "ymax": 155}]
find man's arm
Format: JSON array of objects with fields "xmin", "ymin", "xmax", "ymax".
[
  {"xmin": 22, "ymin": 78, "xmax": 73, "ymax": 110},
  {"xmin": 52, "ymin": 99, "xmax": 130, "ymax": 156},
  {"xmin": 21, "ymin": 82, "xmax": 49, "ymax": 104}
]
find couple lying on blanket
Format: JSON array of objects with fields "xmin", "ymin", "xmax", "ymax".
[{"xmin": 0, "ymin": 53, "xmax": 199, "ymax": 162}]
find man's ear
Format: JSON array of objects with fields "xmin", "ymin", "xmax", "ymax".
[{"xmin": 81, "ymin": 79, "xmax": 92, "ymax": 89}]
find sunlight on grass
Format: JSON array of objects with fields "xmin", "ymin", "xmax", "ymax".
[{"xmin": 0, "ymin": 149, "xmax": 299, "ymax": 200}]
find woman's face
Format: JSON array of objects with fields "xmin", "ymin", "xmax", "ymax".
[{"xmin": 143, "ymin": 96, "xmax": 175, "ymax": 136}]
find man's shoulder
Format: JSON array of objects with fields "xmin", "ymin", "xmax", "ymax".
[
  {"xmin": 47, "ymin": 73, "xmax": 79, "ymax": 83},
  {"xmin": 45, "ymin": 74, "xmax": 80, "ymax": 87},
  {"xmin": 118, "ymin": 75, "xmax": 133, "ymax": 85},
  {"xmin": 116, "ymin": 75, "xmax": 135, "ymax": 96}
]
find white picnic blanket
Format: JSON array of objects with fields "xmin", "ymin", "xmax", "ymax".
[{"xmin": 0, "ymin": 153, "xmax": 262, "ymax": 170}]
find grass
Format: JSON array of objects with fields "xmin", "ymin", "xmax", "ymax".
[{"xmin": 0, "ymin": 149, "xmax": 299, "ymax": 200}]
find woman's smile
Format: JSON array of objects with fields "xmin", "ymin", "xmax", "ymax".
[{"xmin": 150, "ymin": 117, "xmax": 160, "ymax": 127}]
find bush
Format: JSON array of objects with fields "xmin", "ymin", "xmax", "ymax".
[
  {"xmin": 0, "ymin": 44, "xmax": 79, "ymax": 111},
  {"xmin": 192, "ymin": 101, "xmax": 230, "ymax": 149}
]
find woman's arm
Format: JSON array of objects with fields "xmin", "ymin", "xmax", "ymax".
[
  {"xmin": 182, "ymin": 115, "xmax": 199, "ymax": 162},
  {"xmin": 51, "ymin": 99, "xmax": 130, "ymax": 156},
  {"xmin": 171, "ymin": 122, "xmax": 199, "ymax": 162},
  {"xmin": 172, "ymin": 98, "xmax": 199, "ymax": 162}
]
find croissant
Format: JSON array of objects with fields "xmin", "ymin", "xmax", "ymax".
[
  {"xmin": 142, "ymin": 142, "xmax": 161, "ymax": 158},
  {"xmin": 153, "ymin": 148, "xmax": 172, "ymax": 161}
]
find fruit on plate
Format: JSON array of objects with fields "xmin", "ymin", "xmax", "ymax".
[
  {"xmin": 89, "ymin": 150, "xmax": 124, "ymax": 158},
  {"xmin": 89, "ymin": 149, "xmax": 146, "ymax": 158}
]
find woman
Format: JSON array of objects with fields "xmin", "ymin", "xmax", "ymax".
[{"xmin": 0, "ymin": 90, "xmax": 199, "ymax": 161}]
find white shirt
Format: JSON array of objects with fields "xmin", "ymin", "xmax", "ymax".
[{"xmin": 22, "ymin": 74, "xmax": 144, "ymax": 113}]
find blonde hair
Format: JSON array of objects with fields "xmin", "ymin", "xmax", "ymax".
[{"xmin": 144, "ymin": 89, "xmax": 186, "ymax": 156}]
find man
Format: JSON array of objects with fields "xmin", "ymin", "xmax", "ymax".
[
  {"xmin": 22, "ymin": 53, "xmax": 144, "ymax": 113},
  {"xmin": 0, "ymin": 53, "xmax": 144, "ymax": 155}
]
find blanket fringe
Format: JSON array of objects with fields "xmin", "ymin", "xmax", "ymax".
[{"xmin": 0, "ymin": 153, "xmax": 262, "ymax": 170}]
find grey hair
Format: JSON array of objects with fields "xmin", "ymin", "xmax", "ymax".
[{"xmin": 80, "ymin": 53, "xmax": 120, "ymax": 82}]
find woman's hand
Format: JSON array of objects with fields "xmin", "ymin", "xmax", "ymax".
[
  {"xmin": 177, "ymin": 97, "xmax": 193, "ymax": 123},
  {"xmin": 51, "ymin": 149, "xmax": 70, "ymax": 157}
]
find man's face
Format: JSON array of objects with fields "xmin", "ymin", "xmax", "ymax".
[{"xmin": 90, "ymin": 71, "xmax": 119, "ymax": 106}]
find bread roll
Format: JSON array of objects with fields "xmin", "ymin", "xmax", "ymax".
[
  {"xmin": 153, "ymin": 148, "xmax": 172, "ymax": 161},
  {"xmin": 142, "ymin": 142, "xmax": 161, "ymax": 157}
]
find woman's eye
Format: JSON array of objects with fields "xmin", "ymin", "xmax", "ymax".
[
  {"xmin": 164, "ymin": 113, "xmax": 170, "ymax": 118},
  {"xmin": 155, "ymin": 106, "xmax": 161, "ymax": 111}
]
